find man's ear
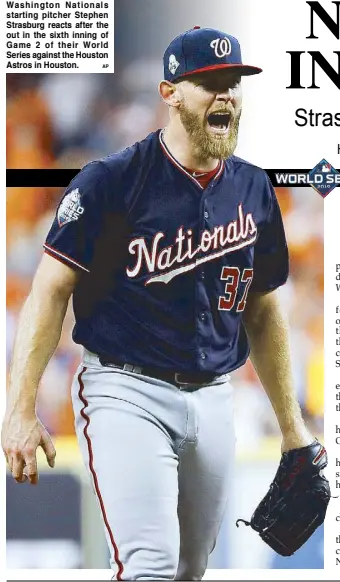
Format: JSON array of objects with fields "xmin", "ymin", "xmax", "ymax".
[{"xmin": 158, "ymin": 80, "xmax": 182, "ymax": 108}]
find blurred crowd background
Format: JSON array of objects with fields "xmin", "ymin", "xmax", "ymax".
[{"xmin": 6, "ymin": 72, "xmax": 324, "ymax": 444}]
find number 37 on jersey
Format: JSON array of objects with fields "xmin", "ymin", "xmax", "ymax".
[{"xmin": 218, "ymin": 266, "xmax": 253, "ymax": 312}]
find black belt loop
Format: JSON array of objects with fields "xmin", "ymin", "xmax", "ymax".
[{"xmin": 98, "ymin": 355, "xmax": 219, "ymax": 386}]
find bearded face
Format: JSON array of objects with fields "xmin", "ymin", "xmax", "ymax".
[{"xmin": 176, "ymin": 72, "xmax": 242, "ymax": 162}]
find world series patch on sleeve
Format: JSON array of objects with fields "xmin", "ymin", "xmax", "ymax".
[{"xmin": 236, "ymin": 440, "xmax": 331, "ymax": 556}]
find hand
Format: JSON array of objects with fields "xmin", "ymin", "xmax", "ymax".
[
  {"xmin": 1, "ymin": 413, "xmax": 56, "ymax": 484},
  {"xmin": 281, "ymin": 427, "xmax": 315, "ymax": 453}
]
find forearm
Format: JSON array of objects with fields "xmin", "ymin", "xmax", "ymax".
[
  {"xmin": 8, "ymin": 283, "xmax": 69, "ymax": 416},
  {"xmin": 243, "ymin": 291, "xmax": 308, "ymax": 440},
  {"xmin": 3, "ymin": 255, "xmax": 77, "ymax": 484}
]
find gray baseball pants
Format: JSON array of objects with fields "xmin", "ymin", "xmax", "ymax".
[{"xmin": 71, "ymin": 349, "xmax": 235, "ymax": 580}]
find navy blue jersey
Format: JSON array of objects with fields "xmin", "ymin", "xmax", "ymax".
[{"xmin": 45, "ymin": 130, "xmax": 289, "ymax": 373}]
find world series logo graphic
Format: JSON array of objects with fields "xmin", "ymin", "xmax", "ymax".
[
  {"xmin": 275, "ymin": 160, "xmax": 340, "ymax": 197},
  {"xmin": 308, "ymin": 159, "xmax": 340, "ymax": 197}
]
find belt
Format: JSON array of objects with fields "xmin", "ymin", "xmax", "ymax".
[{"xmin": 98, "ymin": 356, "xmax": 219, "ymax": 387}]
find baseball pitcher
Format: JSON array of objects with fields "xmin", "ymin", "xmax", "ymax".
[{"xmin": 3, "ymin": 27, "xmax": 329, "ymax": 580}]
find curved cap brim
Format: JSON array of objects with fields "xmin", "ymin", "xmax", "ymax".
[{"xmin": 176, "ymin": 63, "xmax": 263, "ymax": 79}]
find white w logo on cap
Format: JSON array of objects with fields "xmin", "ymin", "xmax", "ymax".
[{"xmin": 210, "ymin": 37, "xmax": 232, "ymax": 58}]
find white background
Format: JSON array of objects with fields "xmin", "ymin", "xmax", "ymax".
[
  {"xmin": 190, "ymin": 0, "xmax": 340, "ymax": 169},
  {"xmin": 238, "ymin": 0, "xmax": 340, "ymax": 168},
  {"xmin": 5, "ymin": 1, "xmax": 115, "ymax": 74}
]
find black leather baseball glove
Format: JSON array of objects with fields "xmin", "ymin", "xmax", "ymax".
[{"xmin": 236, "ymin": 440, "xmax": 330, "ymax": 556}]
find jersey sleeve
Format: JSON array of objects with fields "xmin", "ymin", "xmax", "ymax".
[
  {"xmin": 44, "ymin": 161, "xmax": 111, "ymax": 273},
  {"xmin": 251, "ymin": 178, "xmax": 289, "ymax": 292}
]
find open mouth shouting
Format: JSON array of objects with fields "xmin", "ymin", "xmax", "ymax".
[{"xmin": 207, "ymin": 111, "xmax": 231, "ymax": 135}]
